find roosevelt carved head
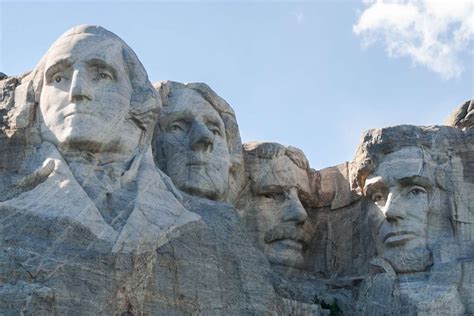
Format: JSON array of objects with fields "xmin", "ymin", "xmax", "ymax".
[{"xmin": 237, "ymin": 142, "xmax": 311, "ymax": 270}]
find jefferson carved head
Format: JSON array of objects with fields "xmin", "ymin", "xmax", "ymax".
[
  {"xmin": 31, "ymin": 25, "xmax": 159, "ymax": 154},
  {"xmin": 152, "ymin": 81, "xmax": 243, "ymax": 202},
  {"xmin": 237, "ymin": 142, "xmax": 311, "ymax": 270}
]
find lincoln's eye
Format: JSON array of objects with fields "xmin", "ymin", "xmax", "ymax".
[
  {"xmin": 371, "ymin": 192, "xmax": 385, "ymax": 205},
  {"xmin": 408, "ymin": 186, "xmax": 427, "ymax": 196},
  {"xmin": 99, "ymin": 73, "xmax": 112, "ymax": 80}
]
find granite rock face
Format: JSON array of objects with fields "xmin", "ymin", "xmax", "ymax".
[
  {"xmin": 1, "ymin": 24, "xmax": 472, "ymax": 315},
  {"xmin": 446, "ymin": 99, "xmax": 474, "ymax": 129}
]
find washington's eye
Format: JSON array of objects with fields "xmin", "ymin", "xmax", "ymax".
[
  {"xmin": 408, "ymin": 186, "xmax": 427, "ymax": 196},
  {"xmin": 211, "ymin": 128, "xmax": 221, "ymax": 136},
  {"xmin": 55, "ymin": 76, "xmax": 62, "ymax": 83}
]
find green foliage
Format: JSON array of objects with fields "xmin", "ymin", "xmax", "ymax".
[{"xmin": 313, "ymin": 296, "xmax": 343, "ymax": 316}]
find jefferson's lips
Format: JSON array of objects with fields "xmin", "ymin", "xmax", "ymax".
[
  {"xmin": 63, "ymin": 111, "xmax": 93, "ymax": 118},
  {"xmin": 272, "ymin": 239, "xmax": 303, "ymax": 252}
]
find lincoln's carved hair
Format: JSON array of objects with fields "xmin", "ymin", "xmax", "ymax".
[
  {"xmin": 351, "ymin": 125, "xmax": 473, "ymax": 240},
  {"xmin": 243, "ymin": 141, "xmax": 309, "ymax": 172},
  {"xmin": 30, "ymin": 24, "xmax": 160, "ymax": 136}
]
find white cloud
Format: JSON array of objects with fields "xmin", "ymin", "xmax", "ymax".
[{"xmin": 353, "ymin": 0, "xmax": 474, "ymax": 79}]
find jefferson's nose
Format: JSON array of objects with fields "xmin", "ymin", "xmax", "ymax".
[
  {"xmin": 190, "ymin": 121, "xmax": 214, "ymax": 152},
  {"xmin": 282, "ymin": 189, "xmax": 308, "ymax": 224},
  {"xmin": 69, "ymin": 69, "xmax": 92, "ymax": 102},
  {"xmin": 384, "ymin": 192, "xmax": 405, "ymax": 223}
]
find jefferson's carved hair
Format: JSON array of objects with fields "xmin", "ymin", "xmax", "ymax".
[
  {"xmin": 153, "ymin": 80, "xmax": 243, "ymax": 174},
  {"xmin": 153, "ymin": 80, "xmax": 244, "ymax": 203}
]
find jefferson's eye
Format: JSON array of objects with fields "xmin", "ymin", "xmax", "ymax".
[
  {"xmin": 168, "ymin": 121, "xmax": 187, "ymax": 133},
  {"xmin": 211, "ymin": 128, "xmax": 221, "ymax": 136},
  {"xmin": 169, "ymin": 124, "xmax": 183, "ymax": 132}
]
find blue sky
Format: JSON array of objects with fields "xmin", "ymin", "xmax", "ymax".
[{"xmin": 1, "ymin": 1, "xmax": 472, "ymax": 169}]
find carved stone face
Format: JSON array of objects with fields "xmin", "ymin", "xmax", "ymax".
[
  {"xmin": 364, "ymin": 147, "xmax": 434, "ymax": 254},
  {"xmin": 39, "ymin": 34, "xmax": 134, "ymax": 153},
  {"xmin": 156, "ymin": 88, "xmax": 230, "ymax": 200},
  {"xmin": 246, "ymin": 155, "xmax": 310, "ymax": 269}
]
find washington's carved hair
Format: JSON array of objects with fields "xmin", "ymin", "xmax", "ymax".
[{"xmin": 30, "ymin": 24, "xmax": 160, "ymax": 135}]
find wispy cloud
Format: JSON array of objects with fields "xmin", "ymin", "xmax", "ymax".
[{"xmin": 353, "ymin": 0, "xmax": 474, "ymax": 79}]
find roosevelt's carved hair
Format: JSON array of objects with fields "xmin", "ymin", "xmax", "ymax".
[{"xmin": 243, "ymin": 141, "xmax": 309, "ymax": 172}]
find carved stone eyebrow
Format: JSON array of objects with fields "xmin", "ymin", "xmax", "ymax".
[
  {"xmin": 254, "ymin": 184, "xmax": 286, "ymax": 195},
  {"xmin": 86, "ymin": 58, "xmax": 118, "ymax": 80},
  {"xmin": 363, "ymin": 176, "xmax": 386, "ymax": 196},
  {"xmin": 44, "ymin": 58, "xmax": 73, "ymax": 81},
  {"xmin": 398, "ymin": 175, "xmax": 432, "ymax": 189}
]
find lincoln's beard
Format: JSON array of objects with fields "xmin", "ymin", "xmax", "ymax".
[{"xmin": 382, "ymin": 247, "xmax": 433, "ymax": 274}]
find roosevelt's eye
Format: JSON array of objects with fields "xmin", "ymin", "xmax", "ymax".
[
  {"xmin": 262, "ymin": 192, "xmax": 285, "ymax": 200},
  {"xmin": 408, "ymin": 186, "xmax": 427, "ymax": 196}
]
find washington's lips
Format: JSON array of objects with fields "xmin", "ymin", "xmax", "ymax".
[
  {"xmin": 186, "ymin": 161, "xmax": 207, "ymax": 166},
  {"xmin": 63, "ymin": 106, "xmax": 93, "ymax": 118},
  {"xmin": 383, "ymin": 230, "xmax": 417, "ymax": 246}
]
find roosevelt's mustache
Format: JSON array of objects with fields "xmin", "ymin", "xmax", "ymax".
[{"xmin": 264, "ymin": 224, "xmax": 306, "ymax": 244}]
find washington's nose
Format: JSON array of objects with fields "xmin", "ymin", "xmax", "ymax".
[
  {"xmin": 69, "ymin": 69, "xmax": 92, "ymax": 102},
  {"xmin": 283, "ymin": 190, "xmax": 308, "ymax": 224},
  {"xmin": 384, "ymin": 192, "xmax": 405, "ymax": 223},
  {"xmin": 190, "ymin": 122, "xmax": 214, "ymax": 152}
]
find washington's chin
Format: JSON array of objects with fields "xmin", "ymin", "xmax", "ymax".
[
  {"xmin": 265, "ymin": 239, "xmax": 305, "ymax": 269},
  {"xmin": 57, "ymin": 133, "xmax": 122, "ymax": 153}
]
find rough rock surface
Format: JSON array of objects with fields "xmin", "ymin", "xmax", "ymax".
[
  {"xmin": 446, "ymin": 99, "xmax": 474, "ymax": 129},
  {"xmin": 1, "ymin": 24, "xmax": 472, "ymax": 315}
]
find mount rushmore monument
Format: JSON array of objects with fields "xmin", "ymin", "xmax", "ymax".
[{"xmin": 0, "ymin": 25, "xmax": 472, "ymax": 315}]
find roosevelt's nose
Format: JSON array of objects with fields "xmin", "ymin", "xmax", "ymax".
[
  {"xmin": 69, "ymin": 69, "xmax": 92, "ymax": 102},
  {"xmin": 384, "ymin": 192, "xmax": 405, "ymax": 223},
  {"xmin": 282, "ymin": 189, "xmax": 308, "ymax": 224},
  {"xmin": 190, "ymin": 121, "xmax": 214, "ymax": 152}
]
